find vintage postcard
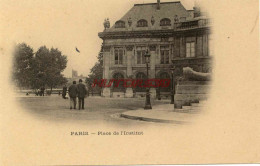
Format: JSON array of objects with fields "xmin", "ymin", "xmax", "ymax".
[{"xmin": 0, "ymin": 0, "xmax": 259, "ymax": 165}]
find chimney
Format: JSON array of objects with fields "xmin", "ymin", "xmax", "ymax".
[
  {"xmin": 157, "ymin": 0, "xmax": 160, "ymax": 10},
  {"xmin": 193, "ymin": 0, "xmax": 201, "ymax": 17}
]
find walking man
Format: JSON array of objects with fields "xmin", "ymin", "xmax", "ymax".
[
  {"xmin": 68, "ymin": 81, "xmax": 77, "ymax": 109},
  {"xmin": 40, "ymin": 87, "xmax": 45, "ymax": 96},
  {"xmin": 77, "ymin": 79, "xmax": 87, "ymax": 110},
  {"xmin": 62, "ymin": 85, "xmax": 68, "ymax": 99}
]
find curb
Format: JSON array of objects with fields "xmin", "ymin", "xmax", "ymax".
[{"xmin": 120, "ymin": 113, "xmax": 186, "ymax": 124}]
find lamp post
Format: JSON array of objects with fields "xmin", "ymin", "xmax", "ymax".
[
  {"xmin": 144, "ymin": 49, "xmax": 152, "ymax": 110},
  {"xmin": 170, "ymin": 66, "xmax": 175, "ymax": 104}
]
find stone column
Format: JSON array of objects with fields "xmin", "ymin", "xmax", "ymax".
[
  {"xmin": 125, "ymin": 45, "xmax": 134, "ymax": 98},
  {"xmin": 149, "ymin": 44, "xmax": 157, "ymax": 98},
  {"xmin": 102, "ymin": 45, "xmax": 111, "ymax": 97}
]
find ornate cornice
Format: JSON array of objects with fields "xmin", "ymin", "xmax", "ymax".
[
  {"xmin": 109, "ymin": 66, "xmax": 127, "ymax": 70},
  {"xmin": 98, "ymin": 27, "xmax": 211, "ymax": 39},
  {"xmin": 132, "ymin": 67, "xmax": 151, "ymax": 70},
  {"xmin": 172, "ymin": 57, "xmax": 212, "ymax": 65}
]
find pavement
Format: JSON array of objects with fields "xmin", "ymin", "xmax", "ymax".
[
  {"xmin": 15, "ymin": 93, "xmax": 204, "ymax": 125},
  {"xmin": 120, "ymin": 103, "xmax": 204, "ymax": 124}
]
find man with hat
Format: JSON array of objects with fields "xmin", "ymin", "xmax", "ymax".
[
  {"xmin": 68, "ymin": 81, "xmax": 77, "ymax": 109},
  {"xmin": 77, "ymin": 79, "xmax": 87, "ymax": 110}
]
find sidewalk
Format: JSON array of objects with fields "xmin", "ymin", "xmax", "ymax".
[{"xmin": 120, "ymin": 104, "xmax": 200, "ymax": 124}]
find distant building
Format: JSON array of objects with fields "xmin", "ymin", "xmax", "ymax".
[
  {"xmin": 67, "ymin": 70, "xmax": 86, "ymax": 85},
  {"xmin": 72, "ymin": 69, "xmax": 78, "ymax": 78},
  {"xmin": 98, "ymin": 0, "xmax": 212, "ymax": 98}
]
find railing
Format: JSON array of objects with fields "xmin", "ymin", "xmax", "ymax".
[{"xmin": 174, "ymin": 18, "xmax": 210, "ymax": 30}]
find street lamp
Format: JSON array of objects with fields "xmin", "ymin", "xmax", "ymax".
[
  {"xmin": 170, "ymin": 65, "xmax": 175, "ymax": 104},
  {"xmin": 144, "ymin": 49, "xmax": 152, "ymax": 110}
]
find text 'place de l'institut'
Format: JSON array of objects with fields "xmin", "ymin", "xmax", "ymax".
[{"xmin": 98, "ymin": 0, "xmax": 212, "ymax": 107}]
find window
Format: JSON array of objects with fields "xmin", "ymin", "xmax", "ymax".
[
  {"xmin": 159, "ymin": 72, "xmax": 170, "ymax": 92},
  {"xmin": 160, "ymin": 46, "xmax": 170, "ymax": 64},
  {"xmin": 115, "ymin": 20, "xmax": 125, "ymax": 28},
  {"xmin": 135, "ymin": 72, "xmax": 147, "ymax": 92},
  {"xmin": 136, "ymin": 46, "xmax": 147, "ymax": 64},
  {"xmin": 137, "ymin": 19, "xmax": 148, "ymax": 27},
  {"xmin": 113, "ymin": 73, "xmax": 125, "ymax": 92},
  {"xmin": 160, "ymin": 18, "xmax": 171, "ymax": 26},
  {"xmin": 114, "ymin": 47, "xmax": 124, "ymax": 64},
  {"xmin": 186, "ymin": 42, "xmax": 195, "ymax": 57}
]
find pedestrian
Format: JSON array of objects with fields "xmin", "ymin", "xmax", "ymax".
[
  {"xmin": 36, "ymin": 89, "xmax": 40, "ymax": 96},
  {"xmin": 77, "ymin": 79, "xmax": 87, "ymax": 110},
  {"xmin": 62, "ymin": 85, "xmax": 67, "ymax": 99},
  {"xmin": 68, "ymin": 81, "xmax": 77, "ymax": 109},
  {"xmin": 40, "ymin": 87, "xmax": 45, "ymax": 96}
]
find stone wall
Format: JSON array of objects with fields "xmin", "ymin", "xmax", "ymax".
[{"xmin": 174, "ymin": 81, "xmax": 211, "ymax": 108}]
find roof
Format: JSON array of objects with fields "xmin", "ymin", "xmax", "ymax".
[
  {"xmin": 106, "ymin": 1, "xmax": 194, "ymax": 32},
  {"xmin": 134, "ymin": 1, "xmax": 181, "ymax": 6}
]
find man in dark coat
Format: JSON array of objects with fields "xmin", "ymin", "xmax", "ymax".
[
  {"xmin": 40, "ymin": 87, "xmax": 45, "ymax": 96},
  {"xmin": 62, "ymin": 85, "xmax": 68, "ymax": 99},
  {"xmin": 68, "ymin": 81, "xmax": 78, "ymax": 109},
  {"xmin": 77, "ymin": 79, "xmax": 87, "ymax": 110}
]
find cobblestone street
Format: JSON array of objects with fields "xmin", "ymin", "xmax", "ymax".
[{"xmin": 16, "ymin": 95, "xmax": 173, "ymax": 126}]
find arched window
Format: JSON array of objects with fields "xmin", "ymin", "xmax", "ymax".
[
  {"xmin": 137, "ymin": 19, "xmax": 148, "ymax": 27},
  {"xmin": 112, "ymin": 73, "xmax": 125, "ymax": 92},
  {"xmin": 135, "ymin": 72, "xmax": 147, "ymax": 92},
  {"xmin": 115, "ymin": 20, "xmax": 125, "ymax": 28},
  {"xmin": 160, "ymin": 18, "xmax": 171, "ymax": 26},
  {"xmin": 159, "ymin": 72, "xmax": 170, "ymax": 92}
]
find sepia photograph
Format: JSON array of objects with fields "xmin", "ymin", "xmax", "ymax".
[
  {"xmin": 10, "ymin": 0, "xmax": 212, "ymax": 126},
  {"xmin": 0, "ymin": 0, "xmax": 259, "ymax": 165}
]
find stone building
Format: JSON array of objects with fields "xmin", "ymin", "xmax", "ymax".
[
  {"xmin": 67, "ymin": 70, "xmax": 86, "ymax": 86},
  {"xmin": 98, "ymin": 0, "xmax": 212, "ymax": 98}
]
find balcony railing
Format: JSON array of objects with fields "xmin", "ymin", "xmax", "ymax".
[{"xmin": 174, "ymin": 19, "xmax": 210, "ymax": 30}]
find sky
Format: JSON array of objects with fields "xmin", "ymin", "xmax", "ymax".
[{"xmin": 1, "ymin": 0, "xmax": 195, "ymax": 78}]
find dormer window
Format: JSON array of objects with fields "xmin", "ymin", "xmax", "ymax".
[
  {"xmin": 137, "ymin": 19, "xmax": 148, "ymax": 27},
  {"xmin": 160, "ymin": 18, "xmax": 171, "ymax": 26},
  {"xmin": 115, "ymin": 20, "xmax": 125, "ymax": 28}
]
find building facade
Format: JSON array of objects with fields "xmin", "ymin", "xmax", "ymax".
[{"xmin": 98, "ymin": 1, "xmax": 212, "ymax": 98}]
